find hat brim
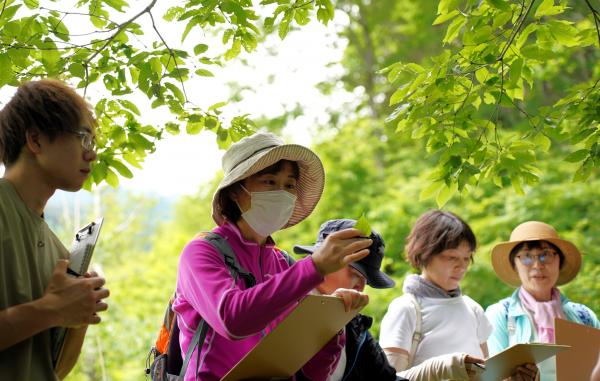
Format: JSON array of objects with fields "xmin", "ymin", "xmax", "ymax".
[
  {"xmin": 293, "ymin": 244, "xmax": 317, "ymax": 255},
  {"xmin": 212, "ymin": 144, "xmax": 324, "ymax": 228},
  {"xmin": 350, "ymin": 262, "xmax": 396, "ymax": 289},
  {"xmin": 293, "ymin": 244, "xmax": 396, "ymax": 289},
  {"xmin": 491, "ymin": 237, "xmax": 582, "ymax": 287}
]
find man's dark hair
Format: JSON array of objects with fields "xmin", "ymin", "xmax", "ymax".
[
  {"xmin": 509, "ymin": 240, "xmax": 565, "ymax": 269},
  {"xmin": 0, "ymin": 79, "xmax": 96, "ymax": 166},
  {"xmin": 405, "ymin": 210, "xmax": 477, "ymax": 270},
  {"xmin": 218, "ymin": 160, "xmax": 300, "ymax": 223}
]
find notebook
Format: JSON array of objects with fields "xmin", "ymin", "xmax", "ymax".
[{"xmin": 555, "ymin": 317, "xmax": 600, "ymax": 381}]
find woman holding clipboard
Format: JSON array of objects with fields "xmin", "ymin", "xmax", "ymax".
[{"xmin": 172, "ymin": 132, "xmax": 370, "ymax": 381}]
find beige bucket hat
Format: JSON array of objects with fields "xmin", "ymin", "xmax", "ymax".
[
  {"xmin": 211, "ymin": 132, "xmax": 325, "ymax": 228},
  {"xmin": 491, "ymin": 221, "xmax": 582, "ymax": 287}
]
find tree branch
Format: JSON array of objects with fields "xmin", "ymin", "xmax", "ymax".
[
  {"xmin": 84, "ymin": 0, "xmax": 157, "ymax": 66},
  {"xmin": 0, "ymin": 0, "xmax": 7, "ymax": 19},
  {"xmin": 149, "ymin": 11, "xmax": 189, "ymax": 103},
  {"xmin": 584, "ymin": 0, "xmax": 600, "ymax": 47},
  {"xmin": 497, "ymin": 0, "xmax": 536, "ymax": 62}
]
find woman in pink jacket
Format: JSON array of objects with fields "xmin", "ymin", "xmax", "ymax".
[{"xmin": 173, "ymin": 132, "xmax": 371, "ymax": 381}]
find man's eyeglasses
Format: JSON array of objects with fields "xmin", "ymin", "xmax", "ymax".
[
  {"xmin": 516, "ymin": 249, "xmax": 558, "ymax": 266},
  {"xmin": 72, "ymin": 131, "xmax": 96, "ymax": 151}
]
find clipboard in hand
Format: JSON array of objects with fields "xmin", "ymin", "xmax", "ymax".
[
  {"xmin": 221, "ymin": 295, "xmax": 362, "ymax": 381},
  {"xmin": 68, "ymin": 217, "xmax": 103, "ymax": 276},
  {"xmin": 474, "ymin": 343, "xmax": 570, "ymax": 381},
  {"xmin": 52, "ymin": 217, "xmax": 104, "ymax": 370}
]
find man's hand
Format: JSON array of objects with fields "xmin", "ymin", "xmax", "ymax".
[
  {"xmin": 332, "ymin": 288, "xmax": 369, "ymax": 312},
  {"xmin": 310, "ymin": 228, "xmax": 372, "ymax": 275},
  {"xmin": 41, "ymin": 260, "xmax": 109, "ymax": 327}
]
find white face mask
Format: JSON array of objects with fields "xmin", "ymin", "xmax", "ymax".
[{"xmin": 239, "ymin": 185, "xmax": 297, "ymax": 237}]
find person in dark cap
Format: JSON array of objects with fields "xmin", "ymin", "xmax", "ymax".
[{"xmin": 294, "ymin": 219, "xmax": 405, "ymax": 381}]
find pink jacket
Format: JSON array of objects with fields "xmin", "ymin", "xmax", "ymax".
[{"xmin": 173, "ymin": 222, "xmax": 344, "ymax": 381}]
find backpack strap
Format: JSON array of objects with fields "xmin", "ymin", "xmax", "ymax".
[
  {"xmin": 503, "ymin": 298, "xmax": 517, "ymax": 345},
  {"xmin": 278, "ymin": 248, "xmax": 296, "ymax": 267},
  {"xmin": 203, "ymin": 231, "xmax": 256, "ymax": 288},
  {"xmin": 171, "ymin": 231, "xmax": 257, "ymax": 379},
  {"xmin": 406, "ymin": 293, "xmax": 423, "ymax": 367},
  {"xmin": 179, "ymin": 319, "xmax": 209, "ymax": 378}
]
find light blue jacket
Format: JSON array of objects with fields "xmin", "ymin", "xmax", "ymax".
[{"xmin": 485, "ymin": 288, "xmax": 600, "ymax": 381}]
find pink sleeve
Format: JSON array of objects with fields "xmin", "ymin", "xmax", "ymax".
[
  {"xmin": 300, "ymin": 330, "xmax": 346, "ymax": 381},
  {"xmin": 177, "ymin": 239, "xmax": 323, "ymax": 339}
]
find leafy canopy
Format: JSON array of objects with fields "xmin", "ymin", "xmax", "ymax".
[
  {"xmin": 0, "ymin": 0, "xmax": 334, "ymax": 188},
  {"xmin": 384, "ymin": 0, "xmax": 600, "ymax": 206}
]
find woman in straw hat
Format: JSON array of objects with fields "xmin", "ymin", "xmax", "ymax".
[
  {"xmin": 172, "ymin": 132, "xmax": 371, "ymax": 381},
  {"xmin": 486, "ymin": 221, "xmax": 600, "ymax": 381}
]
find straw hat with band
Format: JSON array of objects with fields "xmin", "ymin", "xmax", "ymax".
[
  {"xmin": 212, "ymin": 132, "xmax": 325, "ymax": 228},
  {"xmin": 491, "ymin": 221, "xmax": 582, "ymax": 287}
]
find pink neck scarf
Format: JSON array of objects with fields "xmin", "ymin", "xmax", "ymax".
[{"xmin": 519, "ymin": 287, "xmax": 566, "ymax": 343}]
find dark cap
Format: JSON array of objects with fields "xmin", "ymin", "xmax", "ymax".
[{"xmin": 293, "ymin": 219, "xmax": 395, "ymax": 289}]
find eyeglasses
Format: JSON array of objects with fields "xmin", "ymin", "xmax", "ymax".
[
  {"xmin": 72, "ymin": 131, "xmax": 96, "ymax": 151},
  {"xmin": 516, "ymin": 250, "xmax": 558, "ymax": 266},
  {"xmin": 439, "ymin": 254, "xmax": 473, "ymax": 267}
]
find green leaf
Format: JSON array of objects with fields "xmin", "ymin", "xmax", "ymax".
[
  {"xmin": 195, "ymin": 68, "xmax": 214, "ymax": 77},
  {"xmin": 419, "ymin": 181, "xmax": 444, "ymax": 201},
  {"xmin": 486, "ymin": 0, "xmax": 510, "ymax": 11},
  {"xmin": 193, "ymin": 43, "xmax": 209, "ymax": 55},
  {"xmin": 564, "ymin": 149, "xmax": 588, "ymax": 163},
  {"xmin": 0, "ymin": 54, "xmax": 15, "ymax": 87},
  {"xmin": 105, "ymin": 168, "xmax": 119, "ymax": 187},
  {"xmin": 508, "ymin": 58, "xmax": 523, "ymax": 87},
  {"xmin": 165, "ymin": 82, "xmax": 185, "ymax": 103},
  {"xmin": 24, "ymin": 0, "xmax": 39, "ymax": 9},
  {"xmin": 433, "ymin": 10, "xmax": 460, "ymax": 25},
  {"xmin": 443, "ymin": 16, "xmax": 466, "ymax": 44},
  {"xmin": 118, "ymin": 99, "xmax": 141, "ymax": 115},
  {"xmin": 354, "ymin": 213, "xmax": 372, "ymax": 237},
  {"xmin": 108, "ymin": 158, "xmax": 134, "ymax": 178},
  {"xmin": 68, "ymin": 62, "xmax": 86, "ymax": 79},
  {"xmin": 208, "ymin": 101, "xmax": 227, "ymax": 111},
  {"xmin": 547, "ymin": 20, "xmax": 580, "ymax": 47},
  {"xmin": 436, "ymin": 181, "xmax": 458, "ymax": 207},
  {"xmin": 535, "ymin": 0, "xmax": 565, "ymax": 18},
  {"xmin": 533, "ymin": 133, "xmax": 551, "ymax": 152}
]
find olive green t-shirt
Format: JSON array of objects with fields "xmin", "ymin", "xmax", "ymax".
[{"xmin": 0, "ymin": 178, "xmax": 68, "ymax": 381}]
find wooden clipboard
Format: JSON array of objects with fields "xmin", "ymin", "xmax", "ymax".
[
  {"xmin": 220, "ymin": 295, "xmax": 362, "ymax": 381},
  {"xmin": 555, "ymin": 318, "xmax": 600, "ymax": 381},
  {"xmin": 474, "ymin": 343, "xmax": 570, "ymax": 381}
]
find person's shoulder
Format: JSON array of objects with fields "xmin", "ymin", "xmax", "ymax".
[
  {"xmin": 384, "ymin": 294, "xmax": 418, "ymax": 316},
  {"xmin": 485, "ymin": 295, "xmax": 513, "ymax": 319},
  {"xmin": 461, "ymin": 294, "xmax": 487, "ymax": 313},
  {"xmin": 564, "ymin": 300, "xmax": 599, "ymax": 326}
]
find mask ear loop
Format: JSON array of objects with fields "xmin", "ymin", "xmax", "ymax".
[{"xmin": 234, "ymin": 183, "xmax": 251, "ymax": 214}]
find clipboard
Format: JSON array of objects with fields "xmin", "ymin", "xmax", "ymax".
[
  {"xmin": 68, "ymin": 217, "xmax": 104, "ymax": 276},
  {"xmin": 474, "ymin": 343, "xmax": 570, "ymax": 381},
  {"xmin": 555, "ymin": 318, "xmax": 600, "ymax": 381},
  {"xmin": 220, "ymin": 295, "xmax": 362, "ymax": 381},
  {"xmin": 51, "ymin": 217, "xmax": 104, "ymax": 368}
]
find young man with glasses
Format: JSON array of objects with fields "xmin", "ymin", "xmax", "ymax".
[{"xmin": 0, "ymin": 79, "xmax": 110, "ymax": 380}]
